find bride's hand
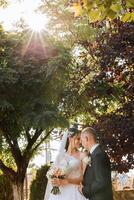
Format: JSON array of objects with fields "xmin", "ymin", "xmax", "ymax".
[
  {"xmin": 51, "ymin": 178, "xmax": 61, "ymax": 186},
  {"xmin": 60, "ymin": 179, "xmax": 69, "ymax": 186},
  {"xmin": 78, "ymin": 183, "xmax": 83, "ymax": 194},
  {"xmin": 51, "ymin": 178, "xmax": 69, "ymax": 186}
]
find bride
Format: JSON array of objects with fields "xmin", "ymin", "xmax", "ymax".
[{"xmin": 44, "ymin": 127, "xmax": 87, "ymax": 200}]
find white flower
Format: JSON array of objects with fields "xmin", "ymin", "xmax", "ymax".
[
  {"xmin": 46, "ymin": 166, "xmax": 59, "ymax": 179},
  {"xmin": 82, "ymin": 156, "xmax": 91, "ymax": 166}
]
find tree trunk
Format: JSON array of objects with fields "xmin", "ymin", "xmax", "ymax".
[{"xmin": 12, "ymin": 182, "xmax": 24, "ymax": 200}]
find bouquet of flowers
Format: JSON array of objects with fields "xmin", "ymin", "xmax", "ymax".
[{"xmin": 47, "ymin": 166, "xmax": 68, "ymax": 195}]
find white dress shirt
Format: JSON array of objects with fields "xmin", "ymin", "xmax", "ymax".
[{"xmin": 90, "ymin": 143, "xmax": 99, "ymax": 154}]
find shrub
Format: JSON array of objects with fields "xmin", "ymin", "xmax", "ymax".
[
  {"xmin": 0, "ymin": 174, "xmax": 13, "ymax": 200},
  {"xmin": 30, "ymin": 165, "xmax": 50, "ymax": 200}
]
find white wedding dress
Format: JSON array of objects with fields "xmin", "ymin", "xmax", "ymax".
[{"xmin": 44, "ymin": 152, "xmax": 87, "ymax": 200}]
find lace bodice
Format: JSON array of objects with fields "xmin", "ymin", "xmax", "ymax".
[{"xmin": 54, "ymin": 152, "xmax": 81, "ymax": 178}]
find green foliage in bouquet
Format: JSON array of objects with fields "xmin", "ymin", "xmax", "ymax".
[{"xmin": 50, "ymin": 174, "xmax": 65, "ymax": 195}]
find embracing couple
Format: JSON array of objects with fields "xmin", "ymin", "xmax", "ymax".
[{"xmin": 44, "ymin": 127, "xmax": 113, "ymax": 200}]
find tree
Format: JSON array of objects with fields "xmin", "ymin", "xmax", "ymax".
[
  {"xmin": 69, "ymin": 0, "xmax": 134, "ymax": 22},
  {"xmin": 42, "ymin": 0, "xmax": 133, "ymax": 172},
  {"xmin": 69, "ymin": 20, "xmax": 134, "ymax": 172},
  {"xmin": 40, "ymin": 0, "xmax": 98, "ymax": 47},
  {"xmin": 0, "ymin": 26, "xmax": 71, "ymax": 200},
  {"xmin": 76, "ymin": 20, "xmax": 134, "ymax": 115},
  {"xmin": 94, "ymin": 108, "xmax": 134, "ymax": 173}
]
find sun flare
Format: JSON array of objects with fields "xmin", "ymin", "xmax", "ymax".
[
  {"xmin": 0, "ymin": 0, "xmax": 48, "ymax": 32},
  {"xmin": 25, "ymin": 13, "xmax": 48, "ymax": 32}
]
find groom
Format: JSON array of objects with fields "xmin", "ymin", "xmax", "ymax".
[{"xmin": 79, "ymin": 127, "xmax": 113, "ymax": 200}]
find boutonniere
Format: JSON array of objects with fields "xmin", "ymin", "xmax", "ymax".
[{"xmin": 82, "ymin": 156, "xmax": 91, "ymax": 166}]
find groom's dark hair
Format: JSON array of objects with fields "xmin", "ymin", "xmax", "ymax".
[{"xmin": 81, "ymin": 127, "xmax": 98, "ymax": 142}]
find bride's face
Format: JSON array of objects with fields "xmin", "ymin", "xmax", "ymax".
[{"xmin": 71, "ymin": 134, "xmax": 81, "ymax": 149}]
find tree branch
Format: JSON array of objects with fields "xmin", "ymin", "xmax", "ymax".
[
  {"xmin": 2, "ymin": 130, "xmax": 23, "ymax": 167},
  {"xmin": 32, "ymin": 129, "xmax": 53, "ymax": 153},
  {"xmin": 24, "ymin": 128, "xmax": 43, "ymax": 157},
  {"xmin": 25, "ymin": 127, "xmax": 31, "ymax": 142},
  {"xmin": 0, "ymin": 159, "xmax": 16, "ymax": 181}
]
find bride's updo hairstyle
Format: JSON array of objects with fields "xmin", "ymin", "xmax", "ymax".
[{"xmin": 65, "ymin": 124, "xmax": 80, "ymax": 151}]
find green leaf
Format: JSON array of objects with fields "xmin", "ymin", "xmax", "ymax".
[
  {"xmin": 71, "ymin": 3, "xmax": 84, "ymax": 17},
  {"xmin": 131, "ymin": 12, "xmax": 134, "ymax": 21},
  {"xmin": 110, "ymin": 4, "xmax": 122, "ymax": 13},
  {"xmin": 88, "ymin": 10, "xmax": 102, "ymax": 22},
  {"xmin": 126, "ymin": 0, "xmax": 134, "ymax": 7},
  {"xmin": 121, "ymin": 12, "xmax": 132, "ymax": 22},
  {"xmin": 107, "ymin": 9, "xmax": 117, "ymax": 20}
]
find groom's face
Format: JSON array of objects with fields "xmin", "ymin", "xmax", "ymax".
[{"xmin": 80, "ymin": 134, "xmax": 89, "ymax": 150}]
